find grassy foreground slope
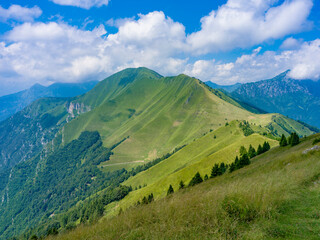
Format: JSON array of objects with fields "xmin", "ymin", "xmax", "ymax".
[
  {"xmin": 59, "ymin": 68, "xmax": 315, "ymax": 171},
  {"xmin": 51, "ymin": 134, "xmax": 320, "ymax": 240},
  {"xmin": 118, "ymin": 121, "xmax": 278, "ymax": 209}
]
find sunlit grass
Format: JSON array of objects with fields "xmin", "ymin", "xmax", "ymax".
[{"xmin": 50, "ymin": 134, "xmax": 320, "ymax": 240}]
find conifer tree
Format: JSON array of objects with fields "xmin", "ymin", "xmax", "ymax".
[
  {"xmin": 234, "ymin": 156, "xmax": 240, "ymax": 169},
  {"xmin": 263, "ymin": 141, "xmax": 270, "ymax": 152},
  {"xmin": 257, "ymin": 144, "xmax": 263, "ymax": 155},
  {"xmin": 211, "ymin": 164, "xmax": 219, "ymax": 178},
  {"xmin": 189, "ymin": 172, "xmax": 203, "ymax": 186},
  {"xmin": 179, "ymin": 180, "xmax": 185, "ymax": 189},
  {"xmin": 280, "ymin": 134, "xmax": 288, "ymax": 146},
  {"xmin": 204, "ymin": 174, "xmax": 209, "ymax": 180},
  {"xmin": 142, "ymin": 196, "xmax": 148, "ymax": 204},
  {"xmin": 148, "ymin": 193, "xmax": 154, "ymax": 203},
  {"xmin": 229, "ymin": 162, "xmax": 236, "ymax": 172},
  {"xmin": 219, "ymin": 162, "xmax": 227, "ymax": 174},
  {"xmin": 167, "ymin": 185, "xmax": 174, "ymax": 195},
  {"xmin": 239, "ymin": 153, "xmax": 250, "ymax": 168},
  {"xmin": 290, "ymin": 132, "xmax": 300, "ymax": 146},
  {"xmin": 239, "ymin": 146, "xmax": 247, "ymax": 157},
  {"xmin": 248, "ymin": 144, "xmax": 256, "ymax": 158}
]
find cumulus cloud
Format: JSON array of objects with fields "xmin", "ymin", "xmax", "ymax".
[
  {"xmin": 0, "ymin": 12, "xmax": 187, "ymax": 91},
  {"xmin": 187, "ymin": 0, "xmax": 313, "ymax": 54},
  {"xmin": 280, "ymin": 37, "xmax": 303, "ymax": 49},
  {"xmin": 0, "ymin": 2, "xmax": 319, "ymax": 95},
  {"xmin": 185, "ymin": 40, "xmax": 320, "ymax": 84},
  {"xmin": 51, "ymin": 0, "xmax": 109, "ymax": 9},
  {"xmin": 0, "ymin": 5, "xmax": 42, "ymax": 22}
]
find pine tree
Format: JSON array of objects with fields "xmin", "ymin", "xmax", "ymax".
[
  {"xmin": 189, "ymin": 172, "xmax": 203, "ymax": 186},
  {"xmin": 167, "ymin": 185, "xmax": 174, "ymax": 195},
  {"xmin": 239, "ymin": 153, "xmax": 250, "ymax": 168},
  {"xmin": 210, "ymin": 164, "xmax": 219, "ymax": 178},
  {"xmin": 239, "ymin": 146, "xmax": 247, "ymax": 157},
  {"xmin": 204, "ymin": 174, "xmax": 209, "ymax": 180},
  {"xmin": 263, "ymin": 141, "xmax": 270, "ymax": 152},
  {"xmin": 229, "ymin": 162, "xmax": 236, "ymax": 172},
  {"xmin": 257, "ymin": 144, "xmax": 263, "ymax": 155},
  {"xmin": 234, "ymin": 156, "xmax": 240, "ymax": 169},
  {"xmin": 291, "ymin": 132, "xmax": 300, "ymax": 146},
  {"xmin": 219, "ymin": 162, "xmax": 227, "ymax": 174},
  {"xmin": 179, "ymin": 180, "xmax": 185, "ymax": 189},
  {"xmin": 280, "ymin": 134, "xmax": 288, "ymax": 147},
  {"xmin": 142, "ymin": 196, "xmax": 148, "ymax": 204},
  {"xmin": 248, "ymin": 144, "xmax": 256, "ymax": 158},
  {"xmin": 148, "ymin": 193, "xmax": 154, "ymax": 203}
]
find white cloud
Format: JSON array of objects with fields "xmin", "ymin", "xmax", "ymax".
[
  {"xmin": 280, "ymin": 37, "xmax": 303, "ymax": 49},
  {"xmin": 288, "ymin": 39, "xmax": 320, "ymax": 79},
  {"xmin": 187, "ymin": 0, "xmax": 313, "ymax": 54},
  {"xmin": 0, "ymin": 3, "xmax": 319, "ymax": 95},
  {"xmin": 0, "ymin": 12, "xmax": 187, "ymax": 90},
  {"xmin": 0, "ymin": 5, "xmax": 42, "ymax": 22},
  {"xmin": 51, "ymin": 0, "xmax": 109, "ymax": 9},
  {"xmin": 185, "ymin": 39, "xmax": 320, "ymax": 84}
]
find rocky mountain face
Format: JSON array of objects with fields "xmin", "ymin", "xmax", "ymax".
[{"xmin": 232, "ymin": 71, "xmax": 320, "ymax": 128}]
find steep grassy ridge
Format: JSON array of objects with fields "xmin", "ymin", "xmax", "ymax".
[
  {"xmin": 59, "ymin": 68, "xmax": 315, "ymax": 171},
  {"xmin": 50, "ymin": 134, "xmax": 320, "ymax": 240}
]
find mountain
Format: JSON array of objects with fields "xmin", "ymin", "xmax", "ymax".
[
  {"xmin": 0, "ymin": 68, "xmax": 317, "ymax": 239},
  {"xmin": 0, "ymin": 81, "xmax": 98, "ymax": 122},
  {"xmin": 205, "ymin": 81, "xmax": 241, "ymax": 92},
  {"xmin": 232, "ymin": 71, "xmax": 320, "ymax": 129},
  {"xmin": 45, "ymin": 133, "xmax": 320, "ymax": 240}
]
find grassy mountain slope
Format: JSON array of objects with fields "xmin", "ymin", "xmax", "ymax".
[
  {"xmin": 0, "ymin": 68, "xmax": 318, "ymax": 239},
  {"xmin": 107, "ymin": 121, "xmax": 278, "ymax": 212},
  {"xmin": 0, "ymin": 81, "xmax": 97, "ymax": 122},
  {"xmin": 0, "ymin": 67, "xmax": 314, "ymax": 173},
  {"xmin": 59, "ymin": 68, "xmax": 315, "ymax": 171},
  {"xmin": 232, "ymin": 71, "xmax": 320, "ymax": 129},
  {"xmin": 50, "ymin": 133, "xmax": 320, "ymax": 240}
]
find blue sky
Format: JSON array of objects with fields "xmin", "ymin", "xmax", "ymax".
[{"xmin": 0, "ymin": 0, "xmax": 320, "ymax": 96}]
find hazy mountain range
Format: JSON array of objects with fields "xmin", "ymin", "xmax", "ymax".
[
  {"xmin": 0, "ymin": 81, "xmax": 98, "ymax": 122},
  {"xmin": 231, "ymin": 71, "xmax": 320, "ymax": 129}
]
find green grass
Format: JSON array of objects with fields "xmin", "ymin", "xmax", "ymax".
[
  {"xmin": 111, "ymin": 122, "xmax": 278, "ymax": 211},
  {"xmin": 57, "ymin": 68, "xmax": 315, "ymax": 172},
  {"xmin": 49, "ymin": 134, "xmax": 320, "ymax": 240}
]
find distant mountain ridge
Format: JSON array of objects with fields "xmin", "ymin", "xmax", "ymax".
[
  {"xmin": 0, "ymin": 81, "xmax": 98, "ymax": 122},
  {"xmin": 205, "ymin": 81, "xmax": 242, "ymax": 92},
  {"xmin": 231, "ymin": 71, "xmax": 320, "ymax": 128}
]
